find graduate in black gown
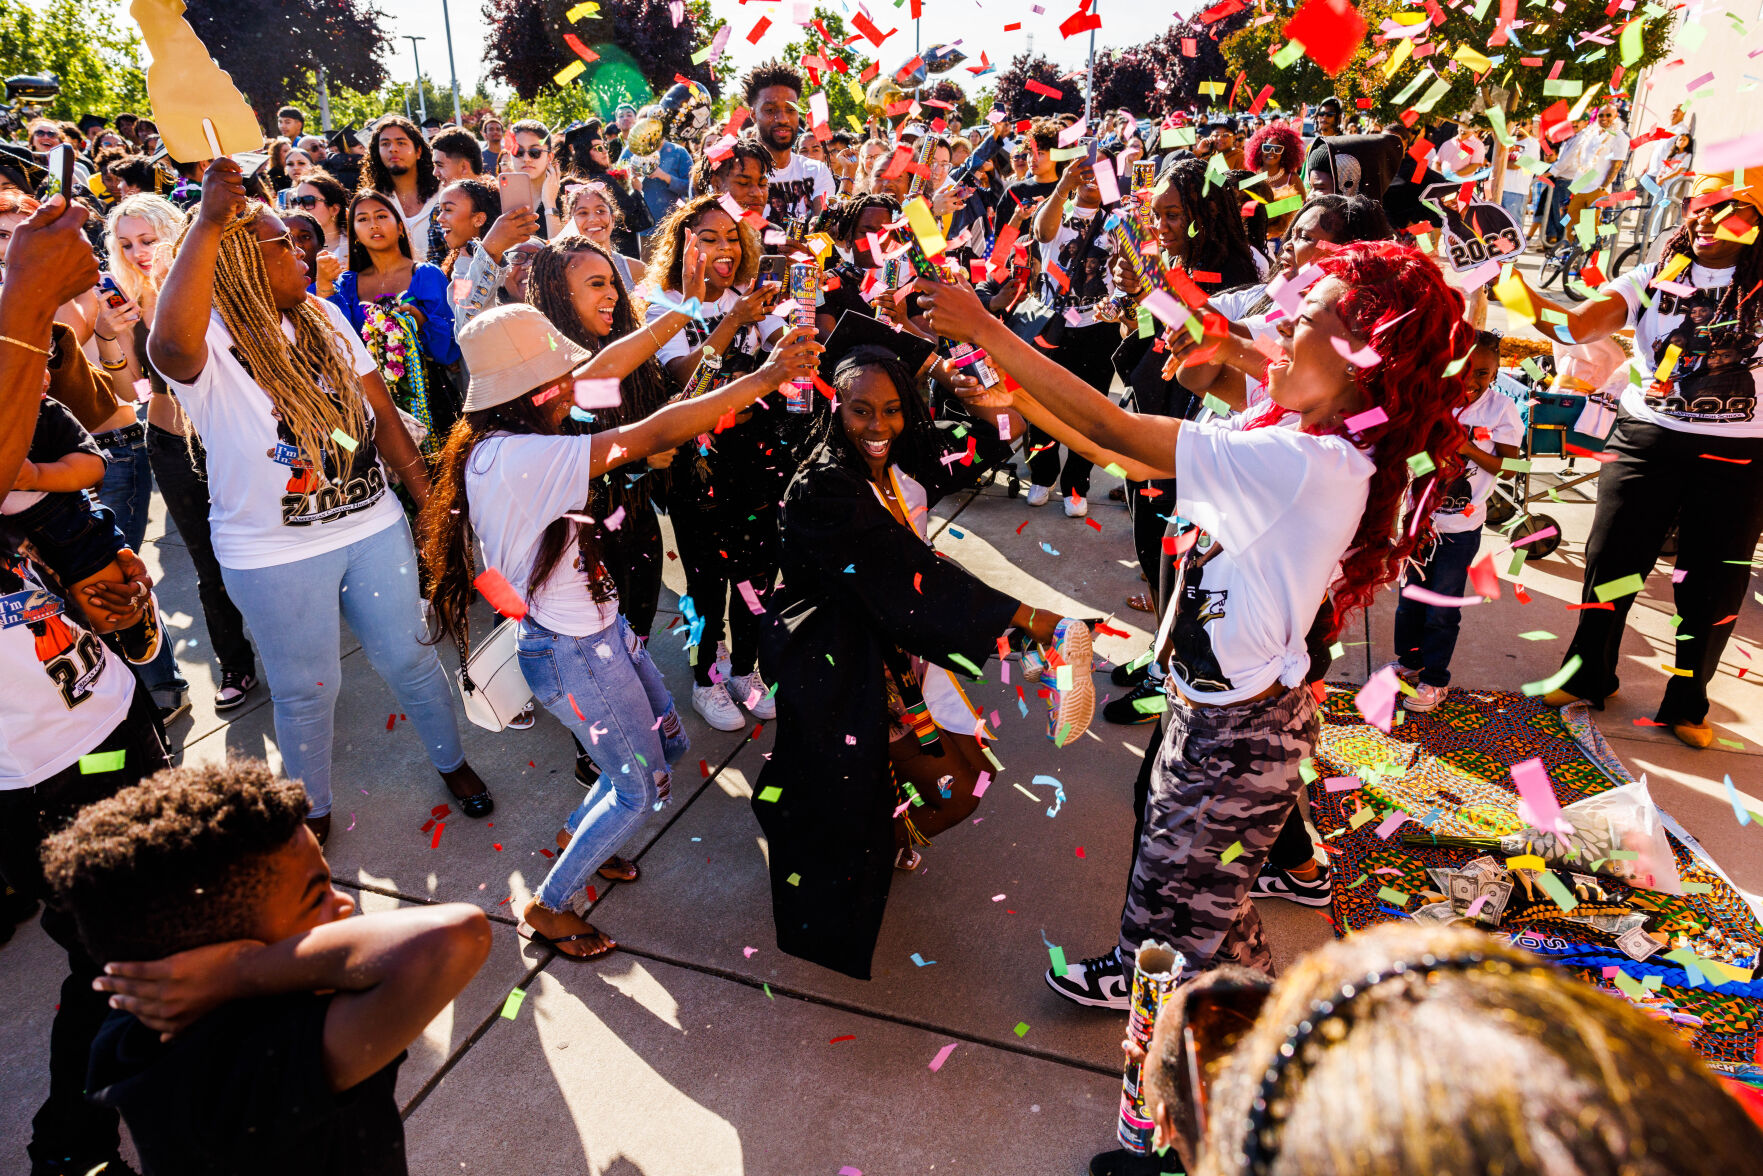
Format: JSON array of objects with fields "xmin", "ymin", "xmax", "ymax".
[{"xmin": 753, "ymin": 314, "xmax": 1094, "ymax": 979}]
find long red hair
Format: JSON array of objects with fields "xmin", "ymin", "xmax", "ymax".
[{"xmin": 1254, "ymin": 241, "xmax": 1472, "ymax": 637}]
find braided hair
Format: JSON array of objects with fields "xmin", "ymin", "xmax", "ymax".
[
  {"xmin": 1652, "ymin": 207, "xmax": 1763, "ymax": 340},
  {"xmin": 177, "ymin": 202, "xmax": 372, "ymax": 480},
  {"xmin": 1155, "ymin": 157, "xmax": 1265, "ymax": 290},
  {"xmin": 820, "ymin": 191, "xmax": 901, "ymax": 248}
]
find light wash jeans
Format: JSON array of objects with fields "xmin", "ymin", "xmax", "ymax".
[
  {"xmin": 220, "ymin": 518, "xmax": 465, "ymax": 817},
  {"xmin": 518, "ymin": 612, "xmax": 689, "ymax": 915}
]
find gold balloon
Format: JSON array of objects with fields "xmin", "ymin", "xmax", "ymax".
[
  {"xmin": 625, "ymin": 116, "xmax": 664, "ymax": 157},
  {"xmin": 864, "ymin": 78, "xmax": 904, "ymax": 118}
]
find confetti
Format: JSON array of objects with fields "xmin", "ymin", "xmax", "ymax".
[
  {"xmin": 78, "ymin": 750, "xmax": 125, "ymax": 773},
  {"xmin": 501, "ymin": 988, "xmax": 526, "ymax": 1019},
  {"xmin": 928, "ymin": 1042, "xmax": 958, "ymax": 1071}
]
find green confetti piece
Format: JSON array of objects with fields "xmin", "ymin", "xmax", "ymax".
[
  {"xmin": 1103, "ymin": 462, "xmax": 1128, "ymax": 478},
  {"xmin": 1522, "ymin": 656, "xmax": 1582, "ymax": 697},
  {"xmin": 1013, "ymin": 1021, "xmax": 1030, "ymax": 1037},
  {"xmin": 948, "ymin": 652, "xmax": 983, "ymax": 678},
  {"xmin": 756, "ymin": 786, "xmax": 783, "ymax": 803},
  {"xmin": 1344, "ymin": 871, "xmax": 1369, "ymax": 888},
  {"xmin": 786, "ymin": 872, "xmax": 801, "ymax": 886},
  {"xmin": 1520, "ymin": 357, "xmax": 1546, "ymax": 381},
  {"xmin": 1298, "ymin": 757, "xmax": 1318, "ymax": 783},
  {"xmin": 1680, "ymin": 881, "xmax": 1714, "ymax": 894},
  {"xmin": 1441, "ymin": 353, "xmax": 1471, "ymax": 378},
  {"xmin": 1329, "ymin": 641, "xmax": 1346, "ymax": 659},
  {"xmin": 1594, "ymin": 574, "xmax": 1645, "ymax": 602},
  {"xmin": 1220, "ymin": 841, "xmax": 1245, "ymax": 865},
  {"xmin": 1612, "ymin": 970, "xmax": 1647, "ymax": 999},
  {"xmin": 1517, "ymin": 630, "xmax": 1557, "ymax": 641},
  {"xmin": 1349, "ymin": 806, "xmax": 1377, "ymax": 829},
  {"xmin": 501, "ymin": 987, "xmax": 526, "ymax": 1020},
  {"xmin": 1272, "ymin": 38, "xmax": 1307, "ymax": 68},
  {"xmin": 329, "ymin": 427, "xmax": 358, "ymax": 452},
  {"xmin": 1508, "ymin": 549, "xmax": 1527, "ymax": 577},
  {"xmin": 1137, "ymin": 305, "xmax": 1154, "ymax": 338},
  {"xmin": 78, "ymin": 750, "xmax": 125, "ymax": 774},
  {"xmin": 1500, "ymin": 457, "xmax": 1531, "ymax": 472},
  {"xmin": 1202, "ymin": 392, "xmax": 1233, "ymax": 418},
  {"xmin": 1376, "ymin": 886, "xmax": 1410, "ymax": 906},
  {"xmin": 1263, "ymin": 194, "xmax": 1304, "ymax": 218},
  {"xmin": 1406, "ymin": 452, "xmax": 1436, "ymax": 476},
  {"xmin": 1543, "ymin": 78, "xmax": 1585, "ymax": 97},
  {"xmin": 1048, "ymin": 945, "xmax": 1068, "ymax": 976},
  {"xmin": 1413, "ymin": 75, "xmax": 1453, "ymax": 114},
  {"xmin": 1132, "ymin": 692, "xmax": 1168, "ymax": 714},
  {"xmin": 1535, "ymin": 870, "xmax": 1579, "ymax": 911},
  {"xmin": 764, "ymin": 983, "xmax": 773, "ymax": 1000}
]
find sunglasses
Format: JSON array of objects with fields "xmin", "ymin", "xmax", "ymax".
[
  {"xmin": 1173, "ymin": 979, "xmax": 1271, "ymax": 1147},
  {"xmin": 286, "ymin": 194, "xmax": 321, "ymax": 209},
  {"xmin": 511, "ymin": 145, "xmax": 548, "ymax": 160},
  {"xmin": 1263, "ymin": 144, "xmax": 1284, "ymax": 155}
]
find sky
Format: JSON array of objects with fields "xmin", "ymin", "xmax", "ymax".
[{"xmin": 373, "ymin": 0, "xmax": 1199, "ymax": 98}]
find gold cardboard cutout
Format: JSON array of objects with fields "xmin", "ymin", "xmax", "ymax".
[{"xmin": 129, "ymin": 0, "xmax": 261, "ymax": 161}]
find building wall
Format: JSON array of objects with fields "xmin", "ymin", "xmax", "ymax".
[{"xmin": 1628, "ymin": 0, "xmax": 1757, "ymax": 150}]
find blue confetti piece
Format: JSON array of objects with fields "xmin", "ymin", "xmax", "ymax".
[
  {"xmin": 1039, "ymin": 542, "xmax": 1060, "ymax": 555},
  {"xmin": 946, "ymin": 526, "xmax": 964, "ymax": 538},
  {"xmin": 843, "ymin": 564, "xmax": 855, "ymax": 573},
  {"xmin": 911, "ymin": 952, "xmax": 936, "ymax": 966},
  {"xmin": 1033, "ymin": 773, "xmax": 1066, "ymax": 818},
  {"xmin": 569, "ymin": 407, "xmax": 596, "ymax": 422}
]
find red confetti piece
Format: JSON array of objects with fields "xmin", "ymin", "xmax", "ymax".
[
  {"xmin": 562, "ymin": 33, "xmax": 599, "ymax": 62},
  {"xmin": 493, "ymin": 843, "xmax": 503, "ymax": 851},
  {"xmin": 1701, "ymin": 454, "xmax": 1753, "ymax": 464},
  {"xmin": 1283, "ymin": 0, "xmax": 1365, "ymax": 74},
  {"xmin": 1075, "ymin": 846, "xmax": 1086, "ymax": 858},
  {"xmin": 386, "ymin": 713, "xmax": 396, "ymax": 731},
  {"xmin": 1094, "ymin": 622, "xmax": 1131, "ymax": 639},
  {"xmin": 700, "ymin": 759, "xmax": 711, "ymax": 777},
  {"xmin": 1567, "ymin": 602, "xmax": 1615, "ymax": 611},
  {"xmin": 1025, "ymin": 79, "xmax": 1064, "ymax": 100},
  {"xmin": 1015, "ymin": 520, "xmax": 1029, "ymax": 534},
  {"xmin": 829, "ymin": 1035, "xmax": 857, "ymax": 1043},
  {"xmin": 474, "ymin": 568, "xmax": 528, "ymax": 620},
  {"xmin": 431, "ymin": 822, "xmax": 445, "ymax": 849},
  {"xmin": 851, "ymin": 10, "xmax": 893, "ymax": 46}
]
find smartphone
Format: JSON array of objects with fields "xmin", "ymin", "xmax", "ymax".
[
  {"xmin": 276, "ymin": 188, "xmax": 291, "ymax": 210},
  {"xmin": 497, "ymin": 171, "xmax": 535, "ymax": 217},
  {"xmin": 756, "ymin": 254, "xmax": 789, "ymax": 286},
  {"xmin": 97, "ymin": 273, "xmax": 128, "ymax": 311},
  {"xmin": 48, "ymin": 144, "xmax": 74, "ymax": 197}
]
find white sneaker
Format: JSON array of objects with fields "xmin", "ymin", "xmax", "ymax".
[
  {"xmin": 1063, "ymin": 494, "xmax": 1088, "ymax": 518},
  {"xmin": 1381, "ymin": 661, "xmax": 1420, "ymax": 685},
  {"xmin": 1403, "ymin": 682, "xmax": 1448, "ymax": 712},
  {"xmin": 692, "ymin": 682, "xmax": 746, "ymax": 731},
  {"xmin": 1025, "ymin": 484, "xmax": 1052, "ymax": 507},
  {"xmin": 728, "ymin": 670, "xmax": 777, "ymax": 719}
]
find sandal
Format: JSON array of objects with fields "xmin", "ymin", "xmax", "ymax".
[
  {"xmin": 597, "ymin": 854, "xmax": 640, "ymax": 882},
  {"xmin": 1127, "ymin": 592, "xmax": 1154, "ymax": 613},
  {"xmin": 517, "ymin": 922, "xmax": 617, "ymax": 961}
]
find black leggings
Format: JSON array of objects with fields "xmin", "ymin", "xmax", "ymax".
[
  {"xmin": 601, "ymin": 503, "xmax": 664, "ymax": 639},
  {"xmin": 671, "ymin": 493, "xmax": 779, "ymax": 687},
  {"xmin": 1024, "ymin": 321, "xmax": 1119, "ymax": 495}
]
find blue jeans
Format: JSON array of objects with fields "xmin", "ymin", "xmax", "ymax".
[
  {"xmin": 1392, "ymin": 527, "xmax": 1483, "ymax": 688},
  {"xmin": 94, "ymin": 426, "xmax": 186, "ymax": 695},
  {"xmin": 518, "ymin": 613, "xmax": 689, "ymax": 915},
  {"xmin": 1545, "ymin": 176, "xmax": 1574, "ymax": 241},
  {"xmin": 219, "ymin": 518, "xmax": 464, "ymax": 817}
]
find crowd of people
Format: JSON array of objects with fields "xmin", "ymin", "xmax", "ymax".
[{"xmin": 0, "ymin": 56, "xmax": 1757, "ymax": 1175}]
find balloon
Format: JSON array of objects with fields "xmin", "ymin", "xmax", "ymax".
[
  {"xmin": 626, "ymin": 107, "xmax": 665, "ymax": 156},
  {"xmin": 922, "ymin": 44, "xmax": 968, "ymax": 74},
  {"xmin": 864, "ymin": 77, "xmax": 905, "ymax": 117},
  {"xmin": 891, "ymin": 55, "xmax": 928, "ymax": 90}
]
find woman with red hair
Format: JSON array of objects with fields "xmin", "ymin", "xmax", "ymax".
[
  {"xmin": 919, "ymin": 241, "xmax": 1471, "ymax": 1000},
  {"xmin": 1244, "ymin": 121, "xmax": 1307, "ymax": 242}
]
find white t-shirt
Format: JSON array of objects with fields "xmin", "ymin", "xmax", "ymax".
[
  {"xmin": 1037, "ymin": 205, "xmax": 1117, "ymax": 329},
  {"xmin": 0, "ymin": 552, "xmax": 134, "ymax": 788},
  {"xmin": 466, "ymin": 434, "xmax": 620, "ymax": 638},
  {"xmin": 1609, "ymin": 261, "xmax": 1763, "ymax": 437},
  {"xmin": 401, "ymin": 191, "xmax": 442, "ymax": 264},
  {"xmin": 162, "ymin": 300, "xmax": 402, "ymax": 570},
  {"xmin": 1432, "ymin": 388, "xmax": 1525, "ymax": 534},
  {"xmin": 647, "ymin": 287, "xmax": 787, "ymax": 368},
  {"xmin": 1502, "ymin": 136, "xmax": 1539, "ymax": 196},
  {"xmin": 1155, "ymin": 413, "xmax": 1374, "ymax": 704},
  {"xmin": 765, "ymin": 153, "xmax": 833, "ymax": 224}
]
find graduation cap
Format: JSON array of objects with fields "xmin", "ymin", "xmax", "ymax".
[
  {"xmin": 821, "ymin": 310, "xmax": 938, "ymax": 383},
  {"xmin": 0, "ymin": 144, "xmax": 48, "ymax": 193},
  {"xmin": 560, "ymin": 120, "xmax": 603, "ymax": 156},
  {"xmin": 327, "ymin": 124, "xmax": 361, "ymax": 154}
]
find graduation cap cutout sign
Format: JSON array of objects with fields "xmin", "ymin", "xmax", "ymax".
[{"xmin": 129, "ymin": 0, "xmax": 262, "ymax": 163}]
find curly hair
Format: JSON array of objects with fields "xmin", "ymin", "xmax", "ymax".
[
  {"xmin": 643, "ymin": 193, "xmax": 760, "ymax": 294},
  {"xmin": 1155, "ymin": 157, "xmax": 1266, "ymax": 289},
  {"xmin": 362, "ymin": 115, "xmax": 440, "ymax": 203},
  {"xmin": 1652, "ymin": 204, "xmax": 1763, "ymax": 339},
  {"xmin": 690, "ymin": 135, "xmax": 771, "ymax": 197},
  {"xmin": 40, "ymin": 760, "xmax": 309, "ymax": 964},
  {"xmin": 1251, "ymin": 241, "xmax": 1471, "ymax": 638},
  {"xmin": 562, "ymin": 179, "xmax": 624, "ymax": 231},
  {"xmin": 742, "ymin": 59, "xmax": 804, "ymax": 105},
  {"xmin": 1244, "ymin": 121, "xmax": 1306, "ymax": 174},
  {"xmin": 438, "ymin": 177, "xmax": 501, "ymax": 275},
  {"xmin": 819, "ymin": 191, "xmax": 901, "ymax": 248}
]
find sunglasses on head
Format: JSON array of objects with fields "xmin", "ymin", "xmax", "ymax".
[{"xmin": 511, "ymin": 145, "xmax": 548, "ymax": 160}]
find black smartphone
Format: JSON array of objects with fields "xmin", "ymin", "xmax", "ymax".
[
  {"xmin": 49, "ymin": 144, "xmax": 74, "ymax": 198},
  {"xmin": 756, "ymin": 254, "xmax": 789, "ymax": 286}
]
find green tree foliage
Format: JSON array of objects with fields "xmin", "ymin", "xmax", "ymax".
[
  {"xmin": 1092, "ymin": 12, "xmax": 1251, "ymax": 118},
  {"xmin": 182, "ymin": 0, "xmax": 391, "ymax": 130},
  {"xmin": 1222, "ymin": 0, "xmax": 1674, "ymax": 123},
  {"xmin": 777, "ymin": 8, "xmax": 871, "ymax": 135},
  {"xmin": 305, "ymin": 76, "xmax": 503, "ymax": 134},
  {"xmin": 0, "ymin": 0, "xmax": 147, "ymax": 123},
  {"xmin": 483, "ymin": 0, "xmax": 722, "ymax": 107}
]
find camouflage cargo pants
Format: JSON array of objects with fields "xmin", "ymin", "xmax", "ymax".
[{"xmin": 1118, "ymin": 683, "xmax": 1318, "ymax": 980}]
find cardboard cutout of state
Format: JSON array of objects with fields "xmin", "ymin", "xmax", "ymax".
[{"xmin": 129, "ymin": 0, "xmax": 261, "ymax": 161}]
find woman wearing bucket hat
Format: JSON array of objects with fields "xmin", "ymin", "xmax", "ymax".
[
  {"xmin": 1508, "ymin": 171, "xmax": 1763, "ymax": 748},
  {"xmin": 420, "ymin": 302, "xmax": 821, "ymax": 959}
]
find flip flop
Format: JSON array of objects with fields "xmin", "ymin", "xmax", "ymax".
[{"xmin": 517, "ymin": 923, "xmax": 617, "ymax": 961}]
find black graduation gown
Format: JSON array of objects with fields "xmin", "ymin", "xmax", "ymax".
[{"xmin": 753, "ymin": 425, "xmax": 1018, "ymax": 979}]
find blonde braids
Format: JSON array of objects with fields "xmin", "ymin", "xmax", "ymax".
[{"xmin": 184, "ymin": 203, "xmax": 372, "ymax": 478}]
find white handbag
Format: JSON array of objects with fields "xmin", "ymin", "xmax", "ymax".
[{"xmin": 457, "ymin": 617, "xmax": 533, "ymax": 731}]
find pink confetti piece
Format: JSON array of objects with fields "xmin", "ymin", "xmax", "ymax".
[
  {"xmin": 1374, "ymin": 810, "xmax": 1409, "ymax": 839},
  {"xmin": 1343, "ymin": 405, "xmax": 1389, "ymax": 432},
  {"xmin": 1671, "ymin": 569, "xmax": 1688, "ymax": 583},
  {"xmin": 1509, "ymin": 525, "xmax": 1559, "ymax": 549},
  {"xmin": 602, "ymin": 506, "xmax": 625, "ymax": 531},
  {"xmin": 1139, "ymin": 288, "xmax": 1190, "ymax": 329},
  {"xmin": 1330, "ymin": 337, "xmax": 1382, "ymax": 368},
  {"xmin": 1056, "ymin": 119, "xmax": 1087, "ymax": 147},
  {"xmin": 840, "ymin": 1169, "xmax": 863, "ymax": 1176},
  {"xmin": 1684, "ymin": 71, "xmax": 1714, "ymax": 91},
  {"xmin": 574, "ymin": 378, "xmax": 621, "ymax": 408},
  {"xmin": 1400, "ymin": 583, "xmax": 1485, "ymax": 608},
  {"xmin": 1465, "ymin": 893, "xmax": 1490, "ymax": 918},
  {"xmin": 1092, "ymin": 156, "xmax": 1121, "ymax": 206},
  {"xmin": 1323, "ymin": 775, "xmax": 1362, "ymax": 792},
  {"xmin": 973, "ymin": 770, "xmax": 991, "ymax": 798},
  {"xmin": 743, "ymin": 946, "xmax": 758, "ymax": 958},
  {"xmin": 1512, "ymin": 756, "xmax": 1569, "ymax": 834},
  {"xmin": 1696, "ymin": 131, "xmax": 1763, "ymax": 175},
  {"xmin": 737, "ymin": 579, "xmax": 765, "ymax": 615},
  {"xmin": 1354, "ymin": 665, "xmax": 1400, "ymax": 732},
  {"xmin": 928, "ymin": 1042, "xmax": 959, "ymax": 1071}
]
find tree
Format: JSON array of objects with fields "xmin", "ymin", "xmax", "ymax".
[
  {"xmin": 182, "ymin": 0, "xmax": 391, "ymax": 130},
  {"xmin": 778, "ymin": 7, "xmax": 870, "ymax": 134},
  {"xmin": 302, "ymin": 76, "xmax": 504, "ymax": 133},
  {"xmin": 0, "ymin": 0, "xmax": 146, "ymax": 122},
  {"xmin": 989, "ymin": 52, "xmax": 1083, "ymax": 120},
  {"xmin": 924, "ymin": 77, "xmax": 978, "ymax": 127},
  {"xmin": 1091, "ymin": 12, "xmax": 1250, "ymax": 118},
  {"xmin": 483, "ymin": 0, "xmax": 722, "ymax": 108},
  {"xmin": 1222, "ymin": 0, "xmax": 1673, "ymax": 122}
]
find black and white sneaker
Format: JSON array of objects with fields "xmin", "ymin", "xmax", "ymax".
[
  {"xmin": 1045, "ymin": 947, "xmax": 1131, "ymax": 1010},
  {"xmin": 1249, "ymin": 866, "xmax": 1333, "ymax": 908},
  {"xmin": 1103, "ymin": 675, "xmax": 1166, "ymax": 725}
]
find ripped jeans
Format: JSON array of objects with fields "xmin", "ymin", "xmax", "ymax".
[{"xmin": 518, "ymin": 612, "xmax": 689, "ymax": 915}]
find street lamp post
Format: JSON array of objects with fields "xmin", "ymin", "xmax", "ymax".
[
  {"xmin": 404, "ymin": 35, "xmax": 427, "ymax": 123},
  {"xmin": 440, "ymin": 0, "xmax": 464, "ymax": 126}
]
